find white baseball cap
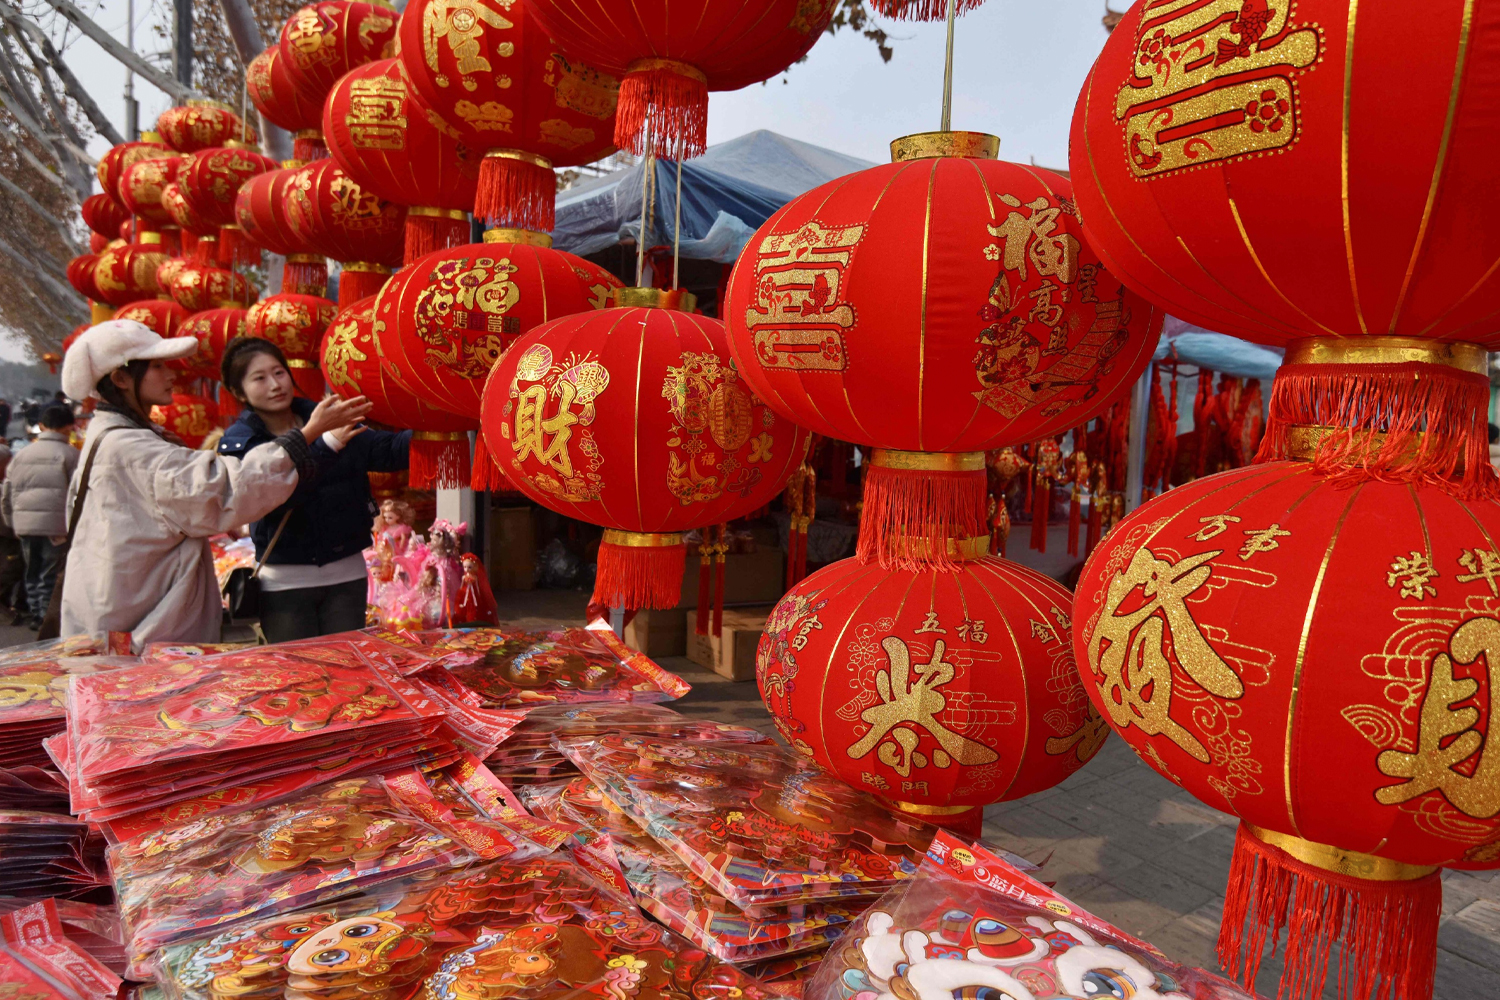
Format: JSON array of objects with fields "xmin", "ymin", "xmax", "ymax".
[{"xmin": 61, "ymin": 319, "xmax": 198, "ymax": 402}]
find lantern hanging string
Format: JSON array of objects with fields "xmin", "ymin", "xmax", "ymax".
[
  {"xmin": 635, "ymin": 141, "xmax": 655, "ymax": 287},
  {"xmin": 673, "ymin": 155, "xmax": 683, "ymax": 290},
  {"xmin": 940, "ymin": 0, "xmax": 957, "ymax": 131}
]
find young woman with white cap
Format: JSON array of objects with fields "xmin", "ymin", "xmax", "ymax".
[{"xmin": 56, "ymin": 318, "xmax": 371, "ymax": 650}]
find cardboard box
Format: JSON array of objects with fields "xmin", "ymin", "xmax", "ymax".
[
  {"xmin": 684, "ymin": 607, "xmax": 773, "ymax": 682},
  {"xmin": 624, "ymin": 608, "xmax": 687, "ymax": 659},
  {"xmin": 488, "ymin": 506, "xmax": 536, "ymax": 591},
  {"xmin": 677, "ymin": 547, "xmax": 785, "ymax": 608}
]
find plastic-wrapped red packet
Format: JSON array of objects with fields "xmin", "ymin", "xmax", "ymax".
[
  {"xmin": 137, "ymin": 642, "xmax": 254, "ymax": 665},
  {"xmin": 525, "ymin": 777, "xmax": 862, "ymax": 965},
  {"xmin": 153, "ymin": 854, "xmax": 777, "ymax": 1000},
  {"xmin": 559, "ymin": 734, "xmax": 936, "ymax": 909},
  {"xmin": 408, "ymin": 668, "xmax": 526, "ymax": 758},
  {"xmin": 807, "ymin": 831, "xmax": 1265, "ymax": 1000},
  {"xmin": 278, "ymin": 630, "xmax": 446, "ymax": 676},
  {"xmin": 0, "ymin": 898, "xmax": 125, "ymax": 975},
  {"xmin": 0, "ymin": 655, "xmax": 137, "ymax": 769},
  {"xmin": 422, "ymin": 751, "xmax": 578, "ymax": 852},
  {"xmin": 0, "ymin": 899, "xmax": 122, "ymax": 1000}
]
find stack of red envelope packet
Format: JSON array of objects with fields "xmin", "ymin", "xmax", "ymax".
[
  {"xmin": 0, "ymin": 810, "xmax": 109, "ymax": 901},
  {"xmin": 60, "ymin": 640, "xmax": 456, "ymax": 826},
  {"xmin": 0, "ymin": 638, "xmax": 134, "ymax": 770}
]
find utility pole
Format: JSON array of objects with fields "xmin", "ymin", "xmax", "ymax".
[
  {"xmin": 123, "ymin": 0, "xmax": 137, "ymax": 137},
  {"xmin": 172, "ymin": 0, "xmax": 192, "ymax": 89}
]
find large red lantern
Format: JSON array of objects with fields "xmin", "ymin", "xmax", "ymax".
[
  {"xmin": 481, "ymin": 290, "xmax": 811, "ymax": 609},
  {"xmin": 278, "ymin": 0, "xmax": 398, "ymax": 161},
  {"xmin": 81, "ymin": 193, "xmax": 129, "ymax": 240},
  {"xmin": 323, "ymin": 58, "xmax": 480, "ymax": 261},
  {"xmin": 167, "ymin": 263, "xmax": 256, "ymax": 312},
  {"xmin": 758, "ymin": 550, "xmax": 1106, "ymax": 830},
  {"xmin": 113, "ymin": 298, "xmax": 190, "ymax": 340},
  {"xmin": 96, "ymin": 137, "xmax": 172, "ymax": 212},
  {"xmin": 151, "ymin": 392, "xmax": 220, "ymax": 448},
  {"xmin": 91, "ymin": 237, "xmax": 171, "ymax": 306},
  {"xmin": 528, "ymin": 0, "xmax": 838, "ymax": 157},
  {"xmin": 1070, "ymin": 0, "xmax": 1499, "ymax": 350},
  {"xmin": 246, "ymin": 294, "xmax": 340, "ymax": 398},
  {"xmin": 155, "ymin": 101, "xmax": 254, "ymax": 153},
  {"xmin": 397, "ymin": 0, "xmax": 619, "ymax": 231},
  {"xmin": 247, "ymin": 48, "xmax": 325, "ymax": 162},
  {"xmin": 66, "ymin": 254, "xmax": 101, "ymax": 301},
  {"xmin": 177, "ymin": 146, "xmax": 279, "ymax": 267},
  {"xmin": 725, "ymin": 132, "xmax": 1160, "ymax": 568},
  {"xmin": 235, "ymin": 169, "xmax": 329, "ymax": 296},
  {"xmin": 284, "ymin": 158, "xmax": 405, "ymax": 305}
]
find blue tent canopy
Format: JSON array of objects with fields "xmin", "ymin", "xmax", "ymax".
[
  {"xmin": 1152, "ymin": 317, "xmax": 1284, "ymax": 381},
  {"xmin": 553, "ymin": 130, "xmax": 875, "ymax": 263}
]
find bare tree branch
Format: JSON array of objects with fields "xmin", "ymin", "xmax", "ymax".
[
  {"xmin": 0, "ymin": 3, "xmax": 122, "ymax": 144},
  {"xmin": 0, "ymin": 171, "xmax": 80, "ymax": 251},
  {"xmin": 0, "ymin": 232, "xmax": 85, "ymax": 308},
  {"xmin": 13, "ymin": 138, "xmax": 72, "ymax": 194},
  {"xmin": 8, "ymin": 28, "xmax": 85, "ymax": 152},
  {"xmin": 34, "ymin": 0, "xmax": 202, "ymax": 102}
]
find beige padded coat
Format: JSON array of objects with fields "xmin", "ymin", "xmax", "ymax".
[{"xmin": 60, "ymin": 409, "xmax": 312, "ymax": 651}]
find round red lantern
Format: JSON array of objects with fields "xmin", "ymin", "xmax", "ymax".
[
  {"xmin": 397, "ymin": 0, "xmax": 620, "ymax": 231},
  {"xmin": 177, "ymin": 306, "xmax": 246, "ymax": 383},
  {"xmin": 322, "ymin": 58, "xmax": 480, "ymax": 261},
  {"xmin": 160, "ymin": 181, "xmax": 213, "ymax": 264},
  {"xmin": 247, "ymin": 47, "xmax": 325, "ymax": 162},
  {"xmin": 118, "ymin": 153, "xmax": 186, "ymax": 227},
  {"xmin": 246, "ymin": 293, "xmax": 339, "ymax": 398},
  {"xmin": 66, "ymin": 254, "xmax": 101, "ymax": 301},
  {"xmin": 167, "ymin": 263, "xmax": 256, "ymax": 311},
  {"xmin": 151, "ymin": 392, "xmax": 220, "ymax": 448},
  {"xmin": 96, "ymin": 137, "xmax": 172, "ymax": 212},
  {"xmin": 113, "ymin": 298, "xmax": 190, "ymax": 340},
  {"xmin": 1070, "ymin": 0, "xmax": 1500, "ymax": 350},
  {"xmin": 81, "ymin": 193, "xmax": 130, "ymax": 240},
  {"xmin": 280, "ymin": 1, "xmax": 398, "ymax": 102},
  {"xmin": 323, "ymin": 295, "xmax": 478, "ymax": 436},
  {"xmin": 235, "ymin": 169, "xmax": 329, "ymax": 297},
  {"xmin": 481, "ymin": 289, "xmax": 811, "ymax": 609},
  {"xmin": 177, "ymin": 146, "xmax": 279, "ymax": 267},
  {"xmin": 726, "ymin": 131, "xmax": 1160, "ymax": 568},
  {"xmin": 758, "ymin": 549, "xmax": 1105, "ymax": 829},
  {"xmin": 528, "ymin": 0, "xmax": 838, "ymax": 157},
  {"xmin": 155, "ymin": 101, "xmax": 254, "ymax": 153},
  {"xmin": 89, "ymin": 233, "xmax": 109, "ymax": 253},
  {"xmin": 283, "ymin": 158, "xmax": 405, "ymax": 305},
  {"xmin": 156, "ymin": 257, "xmax": 190, "ymax": 295},
  {"xmin": 91, "ymin": 237, "xmax": 171, "ymax": 306}
]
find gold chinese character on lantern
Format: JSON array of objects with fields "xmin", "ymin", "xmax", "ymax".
[{"xmin": 346, "ymin": 77, "xmax": 408, "ymax": 150}]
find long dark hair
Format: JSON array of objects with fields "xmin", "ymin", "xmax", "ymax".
[
  {"xmin": 94, "ymin": 359, "xmax": 155, "ymax": 427},
  {"xmin": 220, "ymin": 337, "xmax": 292, "ymax": 406}
]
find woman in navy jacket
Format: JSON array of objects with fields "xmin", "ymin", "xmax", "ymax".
[{"xmin": 218, "ymin": 338, "xmax": 411, "ymax": 641}]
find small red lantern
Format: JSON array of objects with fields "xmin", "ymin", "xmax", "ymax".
[
  {"xmin": 117, "ymin": 153, "xmax": 186, "ymax": 227},
  {"xmin": 726, "ymin": 132, "xmax": 1160, "ymax": 568},
  {"xmin": 81, "ymin": 193, "xmax": 129, "ymax": 240},
  {"xmin": 167, "ymin": 263, "xmax": 256, "ymax": 311},
  {"xmin": 177, "ymin": 146, "xmax": 279, "ymax": 267},
  {"xmin": 759, "ymin": 550, "xmax": 1105, "ymax": 830},
  {"xmin": 91, "ymin": 237, "xmax": 171, "ymax": 306},
  {"xmin": 283, "ymin": 158, "xmax": 405, "ymax": 305},
  {"xmin": 155, "ymin": 101, "xmax": 254, "ymax": 153},
  {"xmin": 160, "ymin": 181, "xmax": 213, "ymax": 263},
  {"xmin": 151, "ymin": 392, "xmax": 220, "ymax": 448},
  {"xmin": 247, "ymin": 47, "xmax": 325, "ymax": 162},
  {"xmin": 66, "ymin": 254, "xmax": 102, "ymax": 301},
  {"xmin": 397, "ymin": 0, "xmax": 619, "ymax": 232},
  {"xmin": 96, "ymin": 137, "xmax": 172, "ymax": 211},
  {"xmin": 113, "ymin": 298, "xmax": 191, "ymax": 342},
  {"xmin": 278, "ymin": 0, "xmax": 398, "ymax": 160},
  {"xmin": 246, "ymin": 293, "xmax": 340, "ymax": 398},
  {"xmin": 89, "ymin": 233, "xmax": 109, "ymax": 253},
  {"xmin": 322, "ymin": 58, "xmax": 480, "ymax": 261},
  {"xmin": 481, "ymin": 290, "xmax": 811, "ymax": 609},
  {"xmin": 235, "ymin": 169, "xmax": 328, "ymax": 297},
  {"xmin": 177, "ymin": 306, "xmax": 246, "ymax": 382},
  {"xmin": 528, "ymin": 0, "xmax": 838, "ymax": 157}
]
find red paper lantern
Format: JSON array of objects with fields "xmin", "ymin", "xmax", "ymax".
[
  {"xmin": 528, "ymin": 0, "xmax": 838, "ymax": 157},
  {"xmin": 118, "ymin": 153, "xmax": 187, "ymax": 228},
  {"xmin": 725, "ymin": 132, "xmax": 1160, "ymax": 568},
  {"xmin": 113, "ymin": 298, "xmax": 190, "ymax": 340},
  {"xmin": 247, "ymin": 47, "xmax": 325, "ymax": 162},
  {"xmin": 323, "ymin": 58, "xmax": 480, "ymax": 261},
  {"xmin": 235, "ymin": 170, "xmax": 329, "ymax": 297},
  {"xmin": 1070, "ymin": 0, "xmax": 1500, "ymax": 349},
  {"xmin": 66, "ymin": 254, "xmax": 101, "ymax": 301},
  {"xmin": 397, "ymin": 0, "xmax": 620, "ymax": 231},
  {"xmin": 177, "ymin": 146, "xmax": 279, "ymax": 267},
  {"xmin": 160, "ymin": 181, "xmax": 214, "ymax": 265},
  {"xmin": 283, "ymin": 158, "xmax": 405, "ymax": 305},
  {"xmin": 156, "ymin": 257, "xmax": 190, "ymax": 294},
  {"xmin": 1071, "ymin": 460, "xmax": 1500, "ymax": 999},
  {"xmin": 155, "ymin": 101, "xmax": 254, "ymax": 153},
  {"xmin": 151, "ymin": 392, "xmax": 220, "ymax": 448},
  {"xmin": 167, "ymin": 263, "xmax": 256, "ymax": 311},
  {"xmin": 481, "ymin": 290, "xmax": 811, "ymax": 609},
  {"xmin": 246, "ymin": 294, "xmax": 340, "ymax": 398},
  {"xmin": 89, "ymin": 233, "xmax": 108, "ymax": 253},
  {"xmin": 280, "ymin": 1, "xmax": 399, "ymax": 103},
  {"xmin": 178, "ymin": 307, "xmax": 247, "ymax": 383},
  {"xmin": 81, "ymin": 193, "xmax": 129, "ymax": 239},
  {"xmin": 758, "ymin": 550, "xmax": 1105, "ymax": 828},
  {"xmin": 92, "ymin": 238, "xmax": 171, "ymax": 306},
  {"xmin": 323, "ymin": 295, "xmax": 478, "ymax": 435},
  {"xmin": 96, "ymin": 137, "xmax": 172, "ymax": 211}
]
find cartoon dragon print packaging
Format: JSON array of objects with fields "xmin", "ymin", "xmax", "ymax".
[{"xmin": 809, "ymin": 832, "xmax": 1263, "ymax": 1000}]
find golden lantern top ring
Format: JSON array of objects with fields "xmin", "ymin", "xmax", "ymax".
[
  {"xmin": 890, "ymin": 131, "xmax": 1000, "ymax": 162},
  {"xmin": 483, "ymin": 149, "xmax": 554, "ymax": 171},
  {"xmin": 613, "ymin": 287, "xmax": 698, "ymax": 312},
  {"xmin": 184, "ymin": 98, "xmax": 235, "ymax": 112},
  {"xmin": 1284, "ymin": 336, "xmax": 1487, "ymax": 375},
  {"xmin": 625, "ymin": 57, "xmax": 707, "ymax": 84},
  {"xmin": 343, "ymin": 261, "xmax": 392, "ymax": 275},
  {"xmin": 411, "ymin": 206, "xmax": 469, "ymax": 221},
  {"xmin": 602, "ymin": 530, "xmax": 685, "ymax": 549},
  {"xmin": 482, "ymin": 228, "xmax": 553, "ymax": 248},
  {"xmin": 286, "ymin": 253, "xmax": 323, "ymax": 264},
  {"xmin": 1248, "ymin": 826, "xmax": 1438, "ymax": 882},
  {"xmin": 885, "ymin": 534, "xmax": 992, "ymax": 563},
  {"xmin": 869, "ymin": 449, "xmax": 986, "ymax": 472}
]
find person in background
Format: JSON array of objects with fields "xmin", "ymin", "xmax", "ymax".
[
  {"xmin": 0, "ymin": 440, "xmax": 22, "ymax": 623},
  {"xmin": 1, "ymin": 405, "xmax": 77, "ymax": 628},
  {"xmin": 0, "ymin": 399, "xmax": 12, "ymax": 439},
  {"xmin": 56, "ymin": 319, "xmax": 370, "ymax": 649},
  {"xmin": 218, "ymin": 337, "xmax": 410, "ymax": 642}
]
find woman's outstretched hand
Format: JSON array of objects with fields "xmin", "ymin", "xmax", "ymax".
[{"xmin": 303, "ymin": 394, "xmax": 373, "ymax": 443}]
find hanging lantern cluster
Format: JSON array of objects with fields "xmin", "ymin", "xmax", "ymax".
[{"xmin": 284, "ymin": 157, "xmax": 406, "ymax": 305}]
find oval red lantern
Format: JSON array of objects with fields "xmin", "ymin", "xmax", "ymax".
[
  {"xmin": 235, "ymin": 169, "xmax": 329, "ymax": 297},
  {"xmin": 397, "ymin": 0, "xmax": 619, "ymax": 231},
  {"xmin": 177, "ymin": 146, "xmax": 279, "ymax": 267},
  {"xmin": 278, "ymin": 0, "xmax": 398, "ymax": 164},
  {"xmin": 247, "ymin": 47, "xmax": 324, "ymax": 162},
  {"xmin": 81, "ymin": 193, "xmax": 130, "ymax": 240},
  {"xmin": 1070, "ymin": 0, "xmax": 1500, "ymax": 349},
  {"xmin": 323, "ymin": 57, "xmax": 480, "ymax": 261},
  {"xmin": 726, "ymin": 132, "xmax": 1160, "ymax": 567},
  {"xmin": 92, "ymin": 238, "xmax": 171, "ymax": 306},
  {"xmin": 66, "ymin": 254, "xmax": 101, "ymax": 301},
  {"xmin": 759, "ymin": 550, "xmax": 1105, "ymax": 828},
  {"xmin": 156, "ymin": 257, "xmax": 190, "ymax": 294},
  {"xmin": 96, "ymin": 137, "xmax": 172, "ymax": 211},
  {"xmin": 118, "ymin": 153, "xmax": 186, "ymax": 226},
  {"xmin": 178, "ymin": 306, "xmax": 247, "ymax": 383},
  {"xmin": 528, "ymin": 0, "xmax": 838, "ymax": 157},
  {"xmin": 151, "ymin": 392, "xmax": 220, "ymax": 448},
  {"xmin": 1071, "ymin": 460, "xmax": 1500, "ymax": 999},
  {"xmin": 155, "ymin": 101, "xmax": 254, "ymax": 153},
  {"xmin": 167, "ymin": 263, "xmax": 256, "ymax": 312},
  {"xmin": 161, "ymin": 181, "xmax": 214, "ymax": 237},
  {"xmin": 89, "ymin": 233, "xmax": 109, "ymax": 253},
  {"xmin": 246, "ymin": 293, "xmax": 340, "ymax": 398},
  {"xmin": 481, "ymin": 291, "xmax": 811, "ymax": 609},
  {"xmin": 283, "ymin": 158, "xmax": 405, "ymax": 305},
  {"xmin": 113, "ymin": 298, "xmax": 191, "ymax": 343}
]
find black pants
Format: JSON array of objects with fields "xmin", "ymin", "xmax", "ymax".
[
  {"xmin": 18, "ymin": 536, "xmax": 60, "ymax": 620},
  {"xmin": 0, "ymin": 535, "xmax": 23, "ymax": 617},
  {"xmin": 258, "ymin": 578, "xmax": 368, "ymax": 644}
]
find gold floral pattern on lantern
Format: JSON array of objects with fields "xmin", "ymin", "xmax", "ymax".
[{"xmin": 662, "ymin": 352, "xmax": 768, "ymax": 504}]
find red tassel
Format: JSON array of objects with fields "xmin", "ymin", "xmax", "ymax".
[
  {"xmin": 475, "ymin": 153, "xmax": 555, "ymax": 233},
  {"xmin": 293, "ymin": 130, "xmax": 327, "ymax": 163},
  {"xmin": 469, "ymin": 431, "xmax": 510, "ymax": 492},
  {"xmin": 616, "ymin": 61, "xmax": 708, "ymax": 159},
  {"xmin": 217, "ymin": 384, "xmax": 240, "ymax": 429},
  {"xmin": 868, "ymin": 0, "xmax": 986, "ymax": 20},
  {"xmin": 288, "ymin": 363, "xmax": 324, "ymax": 399},
  {"xmin": 191, "ymin": 236, "xmax": 218, "ymax": 266},
  {"xmin": 712, "ymin": 543, "xmax": 727, "ymax": 638},
  {"xmin": 1218, "ymin": 825, "xmax": 1441, "ymax": 1000},
  {"xmin": 180, "ymin": 231, "xmax": 198, "ymax": 259},
  {"xmin": 855, "ymin": 460, "xmax": 988, "ymax": 572},
  {"xmin": 1255, "ymin": 359, "xmax": 1496, "ymax": 499},
  {"xmin": 409, "ymin": 432, "xmax": 471, "ymax": 491},
  {"xmin": 1085, "ymin": 492, "xmax": 1102, "ymax": 556},
  {"xmin": 217, "ymin": 226, "xmax": 260, "ymax": 267},
  {"xmin": 405, "ymin": 212, "xmax": 469, "ymax": 266},
  {"xmin": 695, "ymin": 544, "xmax": 712, "ymax": 637},
  {"xmin": 1030, "ymin": 469, "xmax": 1049, "ymax": 553},
  {"xmin": 337, "ymin": 265, "xmax": 391, "ymax": 308},
  {"xmin": 785, "ymin": 523, "xmax": 799, "ymax": 591},
  {"xmin": 1067, "ymin": 489, "xmax": 1081, "ymax": 556},
  {"xmin": 283, "ymin": 257, "xmax": 328, "ymax": 298},
  {"xmin": 592, "ymin": 534, "xmax": 686, "ymax": 611}
]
